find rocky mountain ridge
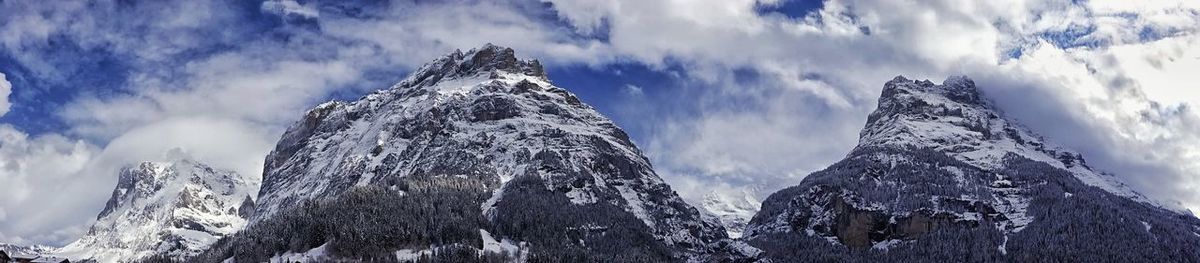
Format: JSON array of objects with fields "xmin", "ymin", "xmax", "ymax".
[
  {"xmin": 56, "ymin": 157, "xmax": 258, "ymax": 262},
  {"xmin": 193, "ymin": 44, "xmax": 754, "ymax": 262},
  {"xmin": 743, "ymin": 76, "xmax": 1200, "ymax": 262},
  {"xmin": 859, "ymin": 76, "xmax": 1178, "ymax": 211}
]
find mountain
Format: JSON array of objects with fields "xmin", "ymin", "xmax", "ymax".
[
  {"xmin": 1, "ymin": 243, "xmax": 54, "ymax": 257},
  {"xmin": 192, "ymin": 44, "xmax": 753, "ymax": 262},
  {"xmin": 1, "ymin": 243, "xmax": 67, "ymax": 263},
  {"xmin": 697, "ymin": 187, "xmax": 762, "ymax": 238},
  {"xmin": 56, "ymin": 158, "xmax": 258, "ymax": 262},
  {"xmin": 743, "ymin": 76, "xmax": 1200, "ymax": 261}
]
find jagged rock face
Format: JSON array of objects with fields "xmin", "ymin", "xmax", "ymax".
[
  {"xmin": 860, "ymin": 76, "xmax": 1174, "ymax": 208},
  {"xmin": 253, "ymin": 44, "xmax": 734, "ymax": 260},
  {"xmin": 57, "ymin": 159, "xmax": 258, "ymax": 262},
  {"xmin": 744, "ymin": 76, "xmax": 1200, "ymax": 262}
]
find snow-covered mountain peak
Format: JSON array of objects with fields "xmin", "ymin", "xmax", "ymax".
[
  {"xmin": 58, "ymin": 158, "xmax": 259, "ymax": 262},
  {"xmin": 394, "ymin": 43, "xmax": 546, "ymax": 91},
  {"xmin": 698, "ymin": 187, "xmax": 762, "ymax": 238},
  {"xmin": 247, "ymin": 44, "xmax": 740, "ymax": 261},
  {"xmin": 879, "ymin": 75, "xmax": 982, "ymax": 106},
  {"xmin": 94, "ymin": 162, "xmax": 169, "ymax": 219},
  {"xmin": 257, "ymin": 46, "xmax": 592, "ymax": 222},
  {"xmin": 743, "ymin": 76, "xmax": 1200, "ymax": 261},
  {"xmin": 861, "ymin": 75, "xmax": 1180, "ymax": 212}
]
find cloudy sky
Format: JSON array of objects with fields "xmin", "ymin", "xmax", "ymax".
[{"xmin": 1, "ymin": 0, "xmax": 1198, "ymax": 246}]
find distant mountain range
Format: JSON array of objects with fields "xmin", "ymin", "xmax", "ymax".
[{"xmin": 13, "ymin": 46, "xmax": 1197, "ymax": 263}]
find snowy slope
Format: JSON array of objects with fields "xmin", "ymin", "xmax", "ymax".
[
  {"xmin": 744, "ymin": 76, "xmax": 1200, "ymax": 261},
  {"xmin": 56, "ymin": 157, "xmax": 258, "ymax": 262},
  {"xmin": 857, "ymin": 76, "xmax": 1180, "ymax": 212},
  {"xmin": 697, "ymin": 187, "xmax": 761, "ymax": 238},
  {"xmin": 0, "ymin": 243, "xmax": 54, "ymax": 258},
  {"xmin": 250, "ymin": 44, "xmax": 746, "ymax": 261}
]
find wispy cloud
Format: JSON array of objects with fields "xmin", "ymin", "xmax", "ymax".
[
  {"xmin": 543, "ymin": 0, "xmax": 1200, "ymax": 213},
  {"xmin": 0, "ymin": 72, "xmax": 11, "ymax": 117}
]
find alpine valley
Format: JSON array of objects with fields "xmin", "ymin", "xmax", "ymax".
[{"xmin": 19, "ymin": 45, "xmax": 1200, "ymax": 263}]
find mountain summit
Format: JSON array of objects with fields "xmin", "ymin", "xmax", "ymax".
[
  {"xmin": 743, "ymin": 76, "xmax": 1200, "ymax": 262},
  {"xmin": 57, "ymin": 158, "xmax": 258, "ymax": 262},
  {"xmin": 194, "ymin": 44, "xmax": 750, "ymax": 262},
  {"xmin": 251, "ymin": 44, "xmax": 557, "ymax": 221},
  {"xmin": 861, "ymin": 76, "xmax": 1175, "ymax": 210}
]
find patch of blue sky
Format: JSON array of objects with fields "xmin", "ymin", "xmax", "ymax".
[
  {"xmin": 754, "ymin": 0, "xmax": 825, "ymax": 19},
  {"xmin": 1004, "ymin": 24, "xmax": 1099, "ymax": 60},
  {"xmin": 0, "ymin": 35, "xmax": 132, "ymax": 135},
  {"xmin": 526, "ymin": 1, "xmax": 613, "ymax": 42},
  {"xmin": 0, "ymin": 0, "xmax": 303, "ymax": 135},
  {"xmin": 1039, "ymin": 26, "xmax": 1103, "ymax": 49},
  {"xmin": 547, "ymin": 62, "xmax": 684, "ymax": 121},
  {"xmin": 1006, "ymin": 10, "xmax": 1187, "ymax": 60}
]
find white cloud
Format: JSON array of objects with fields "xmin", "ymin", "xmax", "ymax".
[
  {"xmin": 635, "ymin": 77, "xmax": 865, "ymax": 189},
  {"xmin": 0, "ymin": 72, "xmax": 11, "ymax": 117},
  {"xmin": 0, "ymin": 117, "xmax": 273, "ymax": 246},
  {"xmin": 318, "ymin": 1, "xmax": 615, "ymax": 68},
  {"xmin": 61, "ymin": 54, "xmax": 365, "ymax": 141},
  {"xmin": 1099, "ymin": 36, "xmax": 1200, "ymax": 107},
  {"xmin": 987, "ymin": 37, "xmax": 1200, "ymax": 212},
  {"xmin": 544, "ymin": 0, "xmax": 1200, "ymax": 214},
  {"xmin": 621, "ymin": 84, "xmax": 644, "ymax": 96},
  {"xmin": 0, "ymin": 125, "xmax": 98, "ymax": 246},
  {"xmin": 86, "ymin": 117, "xmax": 275, "ymax": 188},
  {"xmin": 0, "ymin": 1, "xmax": 255, "ymax": 80}
]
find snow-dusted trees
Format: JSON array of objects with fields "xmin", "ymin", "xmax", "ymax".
[
  {"xmin": 178, "ymin": 172, "xmax": 693, "ymax": 263},
  {"xmin": 746, "ymin": 147, "xmax": 1200, "ymax": 262},
  {"xmin": 491, "ymin": 174, "xmax": 676, "ymax": 262},
  {"xmin": 183, "ymin": 176, "xmax": 507, "ymax": 263}
]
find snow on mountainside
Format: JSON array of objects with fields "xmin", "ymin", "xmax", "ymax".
[
  {"xmin": 0, "ymin": 244, "xmax": 68, "ymax": 263},
  {"xmin": 697, "ymin": 187, "xmax": 761, "ymax": 238},
  {"xmin": 236, "ymin": 44, "xmax": 749, "ymax": 261},
  {"xmin": 744, "ymin": 76, "xmax": 1200, "ymax": 262},
  {"xmin": 1, "ymin": 243, "xmax": 54, "ymax": 257},
  {"xmin": 251, "ymin": 44, "xmax": 559, "ymax": 222},
  {"xmin": 858, "ymin": 76, "xmax": 1181, "ymax": 212},
  {"xmin": 57, "ymin": 156, "xmax": 258, "ymax": 262}
]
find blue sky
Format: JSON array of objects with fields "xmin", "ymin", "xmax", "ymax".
[
  {"xmin": 0, "ymin": 0, "xmax": 826, "ymax": 137},
  {"xmin": 0, "ymin": 0, "xmax": 787, "ymax": 139},
  {"xmin": 2, "ymin": 0, "xmax": 1200, "ymax": 246}
]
